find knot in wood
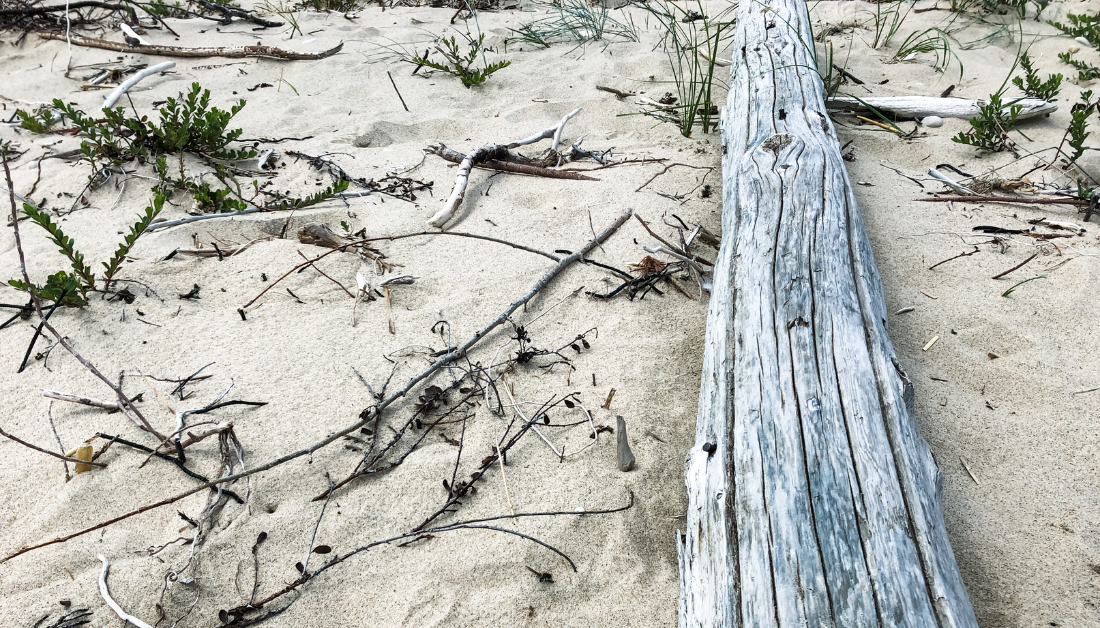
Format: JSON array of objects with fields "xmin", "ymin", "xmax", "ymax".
[{"xmin": 760, "ymin": 133, "xmax": 792, "ymax": 155}]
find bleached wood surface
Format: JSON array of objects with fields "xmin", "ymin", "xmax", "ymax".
[
  {"xmin": 677, "ymin": 1, "xmax": 979, "ymax": 626},
  {"xmin": 826, "ymin": 94, "xmax": 1056, "ymax": 120}
]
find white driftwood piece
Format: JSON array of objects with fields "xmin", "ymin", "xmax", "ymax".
[
  {"xmin": 426, "ymin": 108, "xmax": 581, "ymax": 229},
  {"xmin": 678, "ymin": 1, "xmax": 979, "ymax": 626},
  {"xmin": 826, "ymin": 95, "xmax": 1056, "ymax": 120},
  {"xmin": 102, "ymin": 61, "xmax": 175, "ymax": 110}
]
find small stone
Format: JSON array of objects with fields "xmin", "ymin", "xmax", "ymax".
[
  {"xmin": 616, "ymin": 415, "xmax": 635, "ymax": 472},
  {"xmin": 922, "ymin": 116, "xmax": 944, "ymax": 128},
  {"xmin": 1068, "ymin": 45, "xmax": 1080, "ymax": 54}
]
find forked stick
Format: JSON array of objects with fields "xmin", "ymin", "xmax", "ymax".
[
  {"xmin": 427, "ymin": 108, "xmax": 582, "ymax": 229},
  {"xmin": 1, "ymin": 208, "xmax": 633, "ymax": 562}
]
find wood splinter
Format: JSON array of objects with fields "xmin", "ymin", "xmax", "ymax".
[{"xmin": 616, "ymin": 415, "xmax": 635, "ymax": 472}]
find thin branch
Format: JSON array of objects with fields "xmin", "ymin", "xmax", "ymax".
[
  {"xmin": 2, "ymin": 208, "xmax": 632, "ymax": 562},
  {"xmin": 37, "ymin": 32, "xmax": 343, "ymax": 60},
  {"xmin": 0, "ymin": 425, "xmax": 107, "ymax": 468}
]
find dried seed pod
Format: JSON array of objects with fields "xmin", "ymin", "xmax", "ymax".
[{"xmin": 616, "ymin": 415, "xmax": 635, "ymax": 472}]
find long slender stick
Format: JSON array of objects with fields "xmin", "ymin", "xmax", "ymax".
[
  {"xmin": 47, "ymin": 402, "xmax": 71, "ymax": 481},
  {"xmin": 916, "ymin": 195, "xmax": 1088, "ymax": 206},
  {"xmin": 37, "ymin": 32, "xmax": 343, "ymax": 60},
  {"xmin": 2, "ymin": 208, "xmax": 632, "ymax": 562},
  {"xmin": 0, "ymin": 425, "xmax": 107, "ymax": 468}
]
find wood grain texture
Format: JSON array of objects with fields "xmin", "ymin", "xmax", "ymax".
[{"xmin": 677, "ymin": 1, "xmax": 979, "ymax": 626}]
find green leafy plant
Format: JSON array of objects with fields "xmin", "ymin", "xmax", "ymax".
[
  {"xmin": 101, "ymin": 195, "xmax": 164, "ymax": 291},
  {"xmin": 192, "ymin": 180, "xmax": 249, "ymax": 213},
  {"xmin": 411, "ymin": 32, "xmax": 510, "ymax": 88},
  {"xmin": 16, "ymin": 108, "xmax": 61, "ymax": 133},
  {"xmin": 51, "ymin": 83, "xmax": 255, "ymax": 171},
  {"xmin": 951, "ymin": 92, "xmax": 1023, "ymax": 151},
  {"xmin": 1061, "ymin": 90, "xmax": 1096, "ymax": 167},
  {"xmin": 8, "ymin": 196, "xmax": 164, "ymax": 304},
  {"xmin": 637, "ymin": 0, "xmax": 735, "ymax": 137},
  {"xmin": 510, "ymin": 0, "xmax": 640, "ymax": 47},
  {"xmin": 17, "ymin": 204, "xmax": 95, "ymax": 293},
  {"xmin": 143, "ymin": 0, "xmax": 190, "ymax": 18},
  {"xmin": 267, "ymin": 180, "xmax": 349, "ymax": 210},
  {"xmin": 1012, "ymin": 51, "xmax": 1062, "ymax": 100},
  {"xmin": 1057, "ymin": 52, "xmax": 1100, "ymax": 81},
  {"xmin": 1048, "ymin": 11, "xmax": 1100, "ymax": 48}
]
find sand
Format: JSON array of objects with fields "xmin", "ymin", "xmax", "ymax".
[{"xmin": 1, "ymin": 1, "xmax": 1099, "ymax": 626}]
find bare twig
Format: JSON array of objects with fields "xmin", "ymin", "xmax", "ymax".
[
  {"xmin": 0, "ymin": 425, "xmax": 107, "ymax": 468},
  {"xmin": 2, "ymin": 208, "xmax": 632, "ymax": 562}
]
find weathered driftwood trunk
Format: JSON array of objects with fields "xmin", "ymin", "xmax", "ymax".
[{"xmin": 677, "ymin": 1, "xmax": 979, "ymax": 626}]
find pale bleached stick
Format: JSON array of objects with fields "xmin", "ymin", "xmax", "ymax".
[
  {"xmin": 427, "ymin": 108, "xmax": 582, "ymax": 229},
  {"xmin": 2, "ymin": 207, "xmax": 633, "ymax": 563},
  {"xmin": 97, "ymin": 555, "xmax": 155, "ymax": 628},
  {"xmin": 147, "ymin": 207, "xmax": 261, "ymax": 231},
  {"xmin": 825, "ymin": 95, "xmax": 1056, "ymax": 120},
  {"xmin": 102, "ymin": 61, "xmax": 175, "ymax": 110},
  {"xmin": 42, "ymin": 389, "xmax": 121, "ymax": 411},
  {"xmin": 928, "ymin": 168, "xmax": 977, "ymax": 195}
]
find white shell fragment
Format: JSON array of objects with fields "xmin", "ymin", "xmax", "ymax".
[
  {"xmin": 922, "ymin": 116, "xmax": 944, "ymax": 128},
  {"xmin": 1075, "ymin": 37, "xmax": 1091, "ymax": 48}
]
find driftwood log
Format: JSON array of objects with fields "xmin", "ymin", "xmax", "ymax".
[{"xmin": 678, "ymin": 1, "xmax": 979, "ymax": 626}]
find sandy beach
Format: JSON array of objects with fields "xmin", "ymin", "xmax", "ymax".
[{"xmin": 2, "ymin": 0, "xmax": 1099, "ymax": 625}]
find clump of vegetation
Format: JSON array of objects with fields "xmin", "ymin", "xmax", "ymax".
[
  {"xmin": 8, "ymin": 195, "xmax": 164, "ymax": 305},
  {"xmin": 1048, "ymin": 11, "xmax": 1100, "ymax": 48},
  {"xmin": 294, "ymin": 0, "xmax": 360, "ymax": 11},
  {"xmin": 868, "ymin": 1, "xmax": 913, "ymax": 49},
  {"xmin": 893, "ymin": 27, "xmax": 964, "ymax": 79},
  {"xmin": 143, "ymin": 0, "xmax": 190, "ymax": 18},
  {"xmin": 15, "ymin": 108, "xmax": 62, "ymax": 134},
  {"xmin": 1061, "ymin": 89, "xmax": 1096, "ymax": 168},
  {"xmin": 951, "ymin": 92, "xmax": 1022, "ymax": 152},
  {"xmin": 510, "ymin": 0, "xmax": 640, "ymax": 47},
  {"xmin": 1012, "ymin": 51, "xmax": 1062, "ymax": 101},
  {"xmin": 36, "ymin": 82, "xmax": 256, "ymax": 171},
  {"xmin": 637, "ymin": 0, "xmax": 735, "ymax": 137},
  {"xmin": 1057, "ymin": 52, "xmax": 1100, "ymax": 81},
  {"xmin": 411, "ymin": 31, "xmax": 510, "ymax": 87}
]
